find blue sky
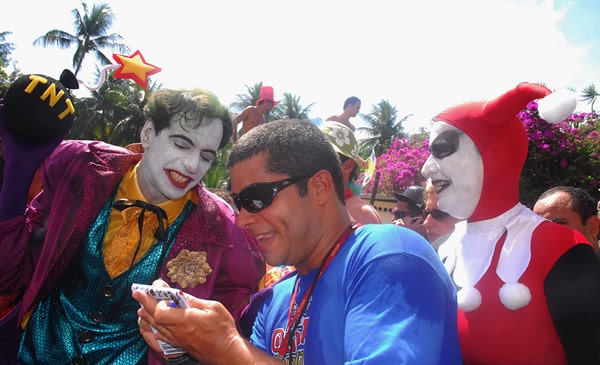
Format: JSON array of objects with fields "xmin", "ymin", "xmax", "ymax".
[
  {"xmin": 555, "ymin": 0, "xmax": 600, "ymax": 61},
  {"xmin": 2, "ymin": 0, "xmax": 599, "ymax": 135}
]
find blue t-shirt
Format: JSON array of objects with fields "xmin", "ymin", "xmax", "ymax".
[{"xmin": 250, "ymin": 224, "xmax": 462, "ymax": 364}]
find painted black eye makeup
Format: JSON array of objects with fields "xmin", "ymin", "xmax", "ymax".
[{"xmin": 430, "ymin": 130, "xmax": 460, "ymax": 159}]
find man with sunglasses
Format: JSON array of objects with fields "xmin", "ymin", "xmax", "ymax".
[
  {"xmin": 392, "ymin": 185, "xmax": 428, "ymax": 238},
  {"xmin": 134, "ymin": 119, "xmax": 462, "ymax": 364},
  {"xmin": 422, "ymin": 179, "xmax": 463, "ymax": 251},
  {"xmin": 257, "ymin": 121, "xmax": 381, "ymax": 291},
  {"xmin": 0, "ymin": 88, "xmax": 264, "ymax": 364}
]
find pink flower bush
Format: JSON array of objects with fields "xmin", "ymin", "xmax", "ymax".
[
  {"xmin": 359, "ymin": 102, "xmax": 599, "ymax": 208},
  {"xmin": 519, "ymin": 101, "xmax": 599, "ymax": 207},
  {"xmin": 360, "ymin": 134, "xmax": 430, "ymax": 196}
]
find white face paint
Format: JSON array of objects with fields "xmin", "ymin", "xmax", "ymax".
[
  {"xmin": 421, "ymin": 122, "xmax": 483, "ymax": 220},
  {"xmin": 137, "ymin": 117, "xmax": 223, "ymax": 204}
]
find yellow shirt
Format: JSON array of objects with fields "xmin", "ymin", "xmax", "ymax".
[{"xmin": 103, "ymin": 163, "xmax": 195, "ymax": 278}]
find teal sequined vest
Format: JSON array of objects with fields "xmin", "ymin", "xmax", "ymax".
[{"xmin": 19, "ymin": 194, "xmax": 192, "ymax": 365}]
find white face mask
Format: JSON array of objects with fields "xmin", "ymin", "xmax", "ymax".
[
  {"xmin": 421, "ymin": 122, "xmax": 483, "ymax": 220},
  {"xmin": 137, "ymin": 117, "xmax": 223, "ymax": 204}
]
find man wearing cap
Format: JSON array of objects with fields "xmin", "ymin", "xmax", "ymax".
[
  {"xmin": 232, "ymin": 86, "xmax": 277, "ymax": 143},
  {"xmin": 393, "ymin": 185, "xmax": 428, "ymax": 238},
  {"xmin": 321, "ymin": 121, "xmax": 381, "ymax": 224}
]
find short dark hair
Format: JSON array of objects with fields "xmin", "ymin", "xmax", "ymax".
[
  {"xmin": 144, "ymin": 89, "xmax": 232, "ymax": 149},
  {"xmin": 227, "ymin": 119, "xmax": 346, "ymax": 202},
  {"xmin": 258, "ymin": 99, "xmax": 274, "ymax": 107},
  {"xmin": 537, "ymin": 186, "xmax": 597, "ymax": 225},
  {"xmin": 343, "ymin": 96, "xmax": 361, "ymax": 109}
]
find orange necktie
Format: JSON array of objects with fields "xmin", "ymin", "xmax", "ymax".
[{"xmin": 104, "ymin": 202, "xmax": 166, "ymax": 278}]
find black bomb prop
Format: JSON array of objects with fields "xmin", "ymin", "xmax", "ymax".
[{"xmin": 3, "ymin": 70, "xmax": 78, "ymax": 144}]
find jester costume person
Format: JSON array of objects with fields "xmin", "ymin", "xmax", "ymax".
[{"xmin": 422, "ymin": 82, "xmax": 600, "ymax": 365}]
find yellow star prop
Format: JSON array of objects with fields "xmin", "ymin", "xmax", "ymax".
[{"xmin": 112, "ymin": 50, "xmax": 161, "ymax": 89}]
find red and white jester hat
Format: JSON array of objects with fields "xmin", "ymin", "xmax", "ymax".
[
  {"xmin": 435, "ymin": 83, "xmax": 576, "ymax": 311},
  {"xmin": 434, "ymin": 82, "xmax": 576, "ymax": 222}
]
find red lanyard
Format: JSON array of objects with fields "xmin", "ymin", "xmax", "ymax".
[{"xmin": 282, "ymin": 223, "xmax": 358, "ymax": 359}]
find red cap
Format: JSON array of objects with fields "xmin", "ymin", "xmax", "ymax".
[{"xmin": 256, "ymin": 86, "xmax": 277, "ymax": 106}]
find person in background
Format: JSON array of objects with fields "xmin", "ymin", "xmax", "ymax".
[
  {"xmin": 232, "ymin": 85, "xmax": 277, "ymax": 143},
  {"xmin": 422, "ymin": 179, "xmax": 463, "ymax": 251},
  {"xmin": 326, "ymin": 96, "xmax": 361, "ymax": 132},
  {"xmin": 0, "ymin": 88, "xmax": 264, "ymax": 364},
  {"xmin": 533, "ymin": 186, "xmax": 599, "ymax": 251},
  {"xmin": 134, "ymin": 119, "xmax": 463, "ymax": 364},
  {"xmin": 392, "ymin": 185, "xmax": 428, "ymax": 239},
  {"xmin": 321, "ymin": 121, "xmax": 381, "ymax": 224},
  {"xmin": 208, "ymin": 188, "xmax": 238, "ymax": 213}
]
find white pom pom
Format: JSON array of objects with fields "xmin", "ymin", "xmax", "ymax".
[
  {"xmin": 457, "ymin": 286, "xmax": 482, "ymax": 312},
  {"xmin": 537, "ymin": 89, "xmax": 577, "ymax": 124},
  {"xmin": 499, "ymin": 282, "xmax": 531, "ymax": 310}
]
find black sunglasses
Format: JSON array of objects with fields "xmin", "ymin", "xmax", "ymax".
[
  {"xmin": 393, "ymin": 210, "xmax": 412, "ymax": 220},
  {"xmin": 232, "ymin": 174, "xmax": 312, "ymax": 213},
  {"xmin": 423, "ymin": 209, "xmax": 450, "ymax": 220}
]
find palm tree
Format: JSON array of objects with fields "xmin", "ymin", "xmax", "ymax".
[
  {"xmin": 581, "ymin": 83, "xmax": 599, "ymax": 113},
  {"xmin": 202, "ymin": 148, "xmax": 231, "ymax": 189},
  {"xmin": 0, "ymin": 31, "xmax": 15, "ymax": 67},
  {"xmin": 33, "ymin": 2, "xmax": 129, "ymax": 76},
  {"xmin": 70, "ymin": 70, "xmax": 158, "ymax": 145},
  {"xmin": 358, "ymin": 100, "xmax": 411, "ymax": 156},
  {"xmin": 272, "ymin": 92, "xmax": 315, "ymax": 120},
  {"xmin": 0, "ymin": 31, "xmax": 17, "ymax": 95},
  {"xmin": 0, "ymin": 31, "xmax": 17, "ymax": 187},
  {"xmin": 230, "ymin": 82, "xmax": 263, "ymax": 113}
]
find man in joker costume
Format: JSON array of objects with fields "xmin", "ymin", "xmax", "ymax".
[
  {"xmin": 0, "ymin": 82, "xmax": 264, "ymax": 364},
  {"xmin": 421, "ymin": 82, "xmax": 600, "ymax": 365}
]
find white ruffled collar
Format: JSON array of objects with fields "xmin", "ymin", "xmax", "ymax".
[{"xmin": 438, "ymin": 203, "xmax": 545, "ymax": 312}]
